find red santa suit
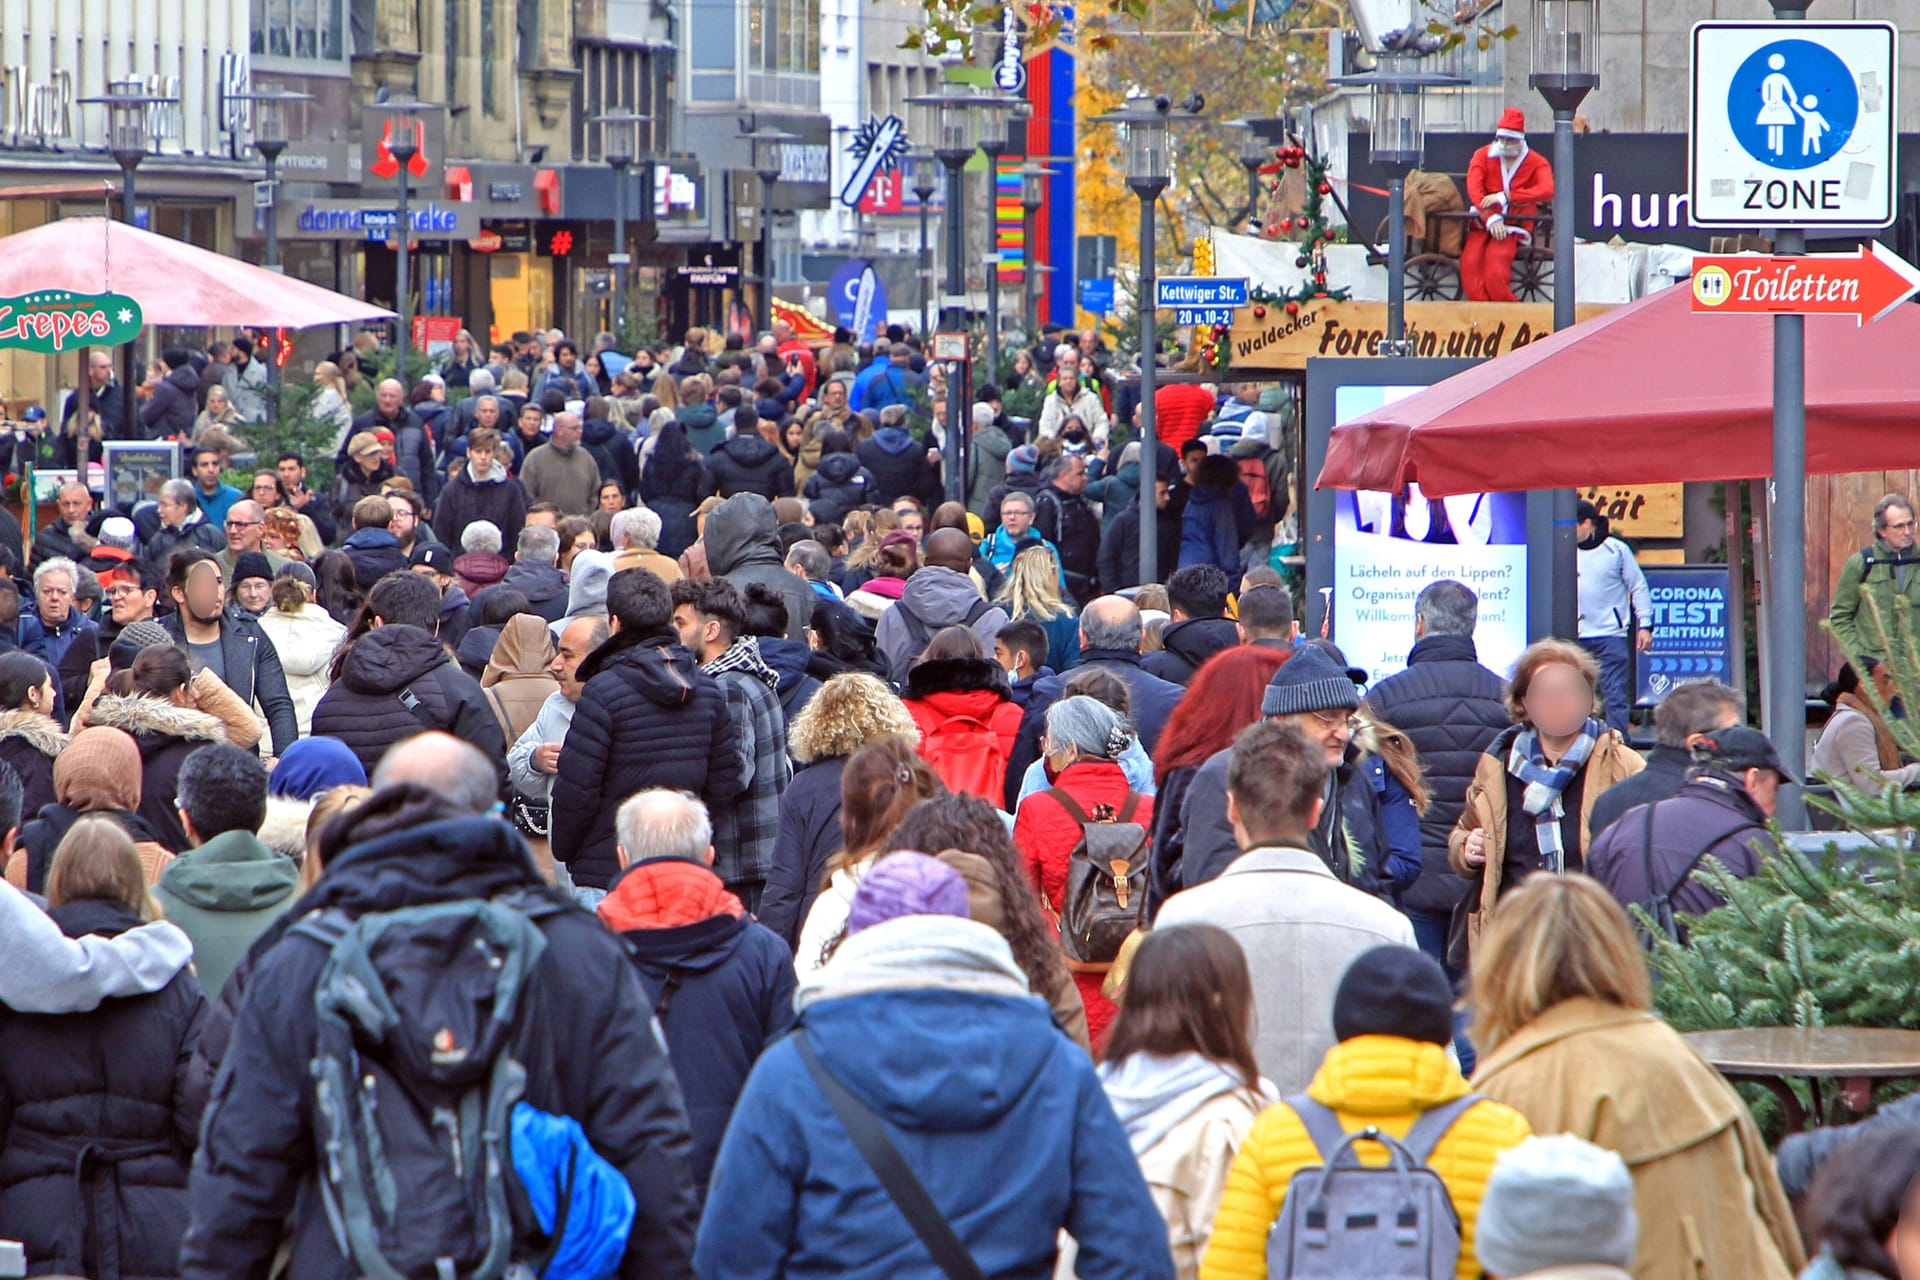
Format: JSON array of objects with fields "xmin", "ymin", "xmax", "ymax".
[{"xmin": 1460, "ymin": 107, "xmax": 1554, "ymax": 302}]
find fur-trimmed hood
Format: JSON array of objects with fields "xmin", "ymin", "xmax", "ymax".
[
  {"xmin": 84, "ymin": 694, "xmax": 229, "ymax": 748},
  {"xmin": 0, "ymin": 708, "xmax": 67, "ymax": 759},
  {"xmin": 258, "ymin": 793, "xmax": 314, "ymax": 858},
  {"xmin": 903, "ymin": 655, "xmax": 1011, "ymax": 702},
  {"xmin": 787, "ymin": 671, "xmax": 919, "ymax": 763}
]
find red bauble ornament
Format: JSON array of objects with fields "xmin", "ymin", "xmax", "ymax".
[
  {"xmin": 1285, "ymin": 301, "xmax": 1300, "ymax": 316},
  {"xmin": 1317, "ymin": 182, "xmax": 1331, "ymax": 195},
  {"xmin": 1294, "ymin": 255, "xmax": 1309, "ymax": 268},
  {"xmin": 1322, "ymin": 228, "xmax": 1338, "ymax": 242},
  {"xmin": 1284, "ymin": 156, "xmax": 1301, "ymax": 169},
  {"xmin": 1253, "ymin": 305, "xmax": 1267, "ymax": 319}
]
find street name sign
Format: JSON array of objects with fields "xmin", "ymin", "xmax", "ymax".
[
  {"xmin": 1689, "ymin": 21, "xmax": 1898, "ymax": 228},
  {"xmin": 1173, "ymin": 307, "xmax": 1236, "ymax": 327},
  {"xmin": 1690, "ymin": 243, "xmax": 1920, "ymax": 324},
  {"xmin": 1155, "ymin": 277, "xmax": 1248, "ymax": 309}
]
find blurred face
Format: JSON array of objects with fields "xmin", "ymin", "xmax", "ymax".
[
  {"xmin": 1001, "ymin": 498, "xmax": 1034, "ymax": 539},
  {"xmin": 56, "ymin": 486, "xmax": 90, "ymax": 527},
  {"xmin": 107, "ymin": 579, "xmax": 156, "ymax": 626},
  {"xmin": 1889, "ymin": 1179, "xmax": 1920, "ymax": 1279},
  {"xmin": 194, "ymin": 452, "xmax": 223, "ymax": 489},
  {"xmin": 278, "ymin": 457, "xmax": 306, "ymax": 491},
  {"xmin": 1884, "ymin": 505, "xmax": 1918, "ymax": 552},
  {"xmin": 475, "ymin": 398, "xmax": 500, "ymax": 428},
  {"xmin": 35, "ymin": 571, "xmax": 73, "ymax": 625},
  {"xmin": 468, "ymin": 443, "xmax": 497, "ymax": 475},
  {"xmin": 552, "ymin": 620, "xmax": 602, "ymax": 700},
  {"xmin": 235, "ymin": 576, "xmax": 272, "ymax": 613},
  {"xmin": 375, "ymin": 382, "xmax": 403, "ymax": 416},
  {"xmin": 251, "ymin": 474, "xmax": 279, "ymax": 506},
  {"xmin": 1521, "ymin": 661, "xmax": 1596, "ymax": 739},
  {"xmin": 173, "ymin": 562, "xmax": 225, "ymax": 622}
]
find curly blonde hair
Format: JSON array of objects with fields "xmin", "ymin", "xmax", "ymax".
[{"xmin": 787, "ymin": 672, "xmax": 919, "ymax": 763}]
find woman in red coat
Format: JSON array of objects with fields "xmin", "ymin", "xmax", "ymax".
[
  {"xmin": 1014, "ymin": 694, "xmax": 1153, "ymax": 1049},
  {"xmin": 903, "ymin": 627, "xmax": 1025, "ymax": 805}
]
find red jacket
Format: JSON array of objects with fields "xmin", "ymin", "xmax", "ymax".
[
  {"xmin": 903, "ymin": 656, "xmax": 1024, "ymax": 803},
  {"xmin": 1466, "ymin": 145, "xmax": 1553, "ymax": 234},
  {"xmin": 1154, "ymin": 383, "xmax": 1216, "ymax": 454},
  {"xmin": 1013, "ymin": 758, "xmax": 1154, "ymax": 1048}
]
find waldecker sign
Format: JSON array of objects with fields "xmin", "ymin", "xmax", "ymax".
[{"xmin": 0, "ymin": 291, "xmax": 143, "ymax": 354}]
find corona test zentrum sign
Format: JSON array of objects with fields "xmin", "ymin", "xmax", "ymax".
[{"xmin": 0, "ymin": 291, "xmax": 142, "ymax": 353}]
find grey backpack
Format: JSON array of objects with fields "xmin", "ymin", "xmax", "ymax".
[{"xmin": 1264, "ymin": 1093, "xmax": 1482, "ymax": 1280}]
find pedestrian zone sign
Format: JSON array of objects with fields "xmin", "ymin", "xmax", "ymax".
[{"xmin": 1689, "ymin": 21, "xmax": 1897, "ymax": 229}]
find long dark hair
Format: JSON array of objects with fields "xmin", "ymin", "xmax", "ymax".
[
  {"xmin": 887, "ymin": 793, "xmax": 1073, "ymax": 1011},
  {"xmin": 313, "ymin": 550, "xmax": 363, "ymax": 627},
  {"xmin": 1101, "ymin": 924, "xmax": 1262, "ymax": 1090},
  {"xmin": 649, "ymin": 421, "xmax": 702, "ymax": 490},
  {"xmin": 0, "ymin": 651, "xmax": 51, "ymax": 710}
]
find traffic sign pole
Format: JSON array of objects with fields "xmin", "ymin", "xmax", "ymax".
[{"xmin": 1769, "ymin": 0, "xmax": 1808, "ymax": 827}]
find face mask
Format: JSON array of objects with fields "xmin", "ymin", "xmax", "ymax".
[{"xmin": 1494, "ymin": 140, "xmax": 1522, "ymax": 159}]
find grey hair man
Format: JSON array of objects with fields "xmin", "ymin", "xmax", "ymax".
[
  {"xmin": 615, "ymin": 788, "xmax": 715, "ymax": 867},
  {"xmin": 373, "ymin": 731, "xmax": 501, "ymax": 815},
  {"xmin": 1587, "ymin": 679, "xmax": 1745, "ymax": 837},
  {"xmin": 1007, "ymin": 594, "xmax": 1185, "ymax": 808},
  {"xmin": 1363, "ymin": 577, "xmax": 1513, "ymax": 974},
  {"xmin": 498, "ymin": 523, "xmax": 569, "ymax": 622},
  {"xmin": 462, "ymin": 520, "xmax": 504, "ymax": 556}
]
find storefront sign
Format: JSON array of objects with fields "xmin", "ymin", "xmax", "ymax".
[
  {"xmin": 1636, "ymin": 564, "xmax": 1735, "ymax": 705},
  {"xmin": 679, "ymin": 251, "xmax": 741, "ymax": 287},
  {"xmin": 656, "ymin": 168, "xmax": 699, "ymax": 217},
  {"xmin": 281, "ymin": 200, "xmax": 480, "ymax": 241},
  {"xmin": 2, "ymin": 67, "xmax": 74, "ymax": 147},
  {"xmin": 1579, "ymin": 483, "xmax": 1686, "ymax": 539},
  {"xmin": 358, "ymin": 106, "xmax": 447, "ymax": 188},
  {"xmin": 471, "ymin": 229, "xmax": 504, "ymax": 252},
  {"xmin": 1228, "ymin": 301, "xmax": 1614, "ymax": 371},
  {"xmin": 0, "ymin": 291, "xmax": 142, "ymax": 354},
  {"xmin": 489, "ymin": 181, "xmax": 524, "ymax": 203},
  {"xmin": 411, "ymin": 316, "xmax": 463, "ymax": 351}
]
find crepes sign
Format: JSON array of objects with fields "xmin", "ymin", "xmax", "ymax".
[{"xmin": 0, "ymin": 291, "xmax": 142, "ymax": 354}]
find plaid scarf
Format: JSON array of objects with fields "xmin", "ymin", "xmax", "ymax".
[
  {"xmin": 1507, "ymin": 718, "xmax": 1602, "ymax": 874},
  {"xmin": 703, "ymin": 636, "xmax": 780, "ymax": 691}
]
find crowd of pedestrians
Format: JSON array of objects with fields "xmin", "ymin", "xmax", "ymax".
[{"xmin": 0, "ymin": 320, "xmax": 1917, "ymax": 1280}]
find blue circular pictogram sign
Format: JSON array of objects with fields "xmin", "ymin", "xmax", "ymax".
[{"xmin": 1726, "ymin": 38, "xmax": 1858, "ymax": 170}]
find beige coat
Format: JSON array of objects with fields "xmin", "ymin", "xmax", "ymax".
[
  {"xmin": 1471, "ymin": 998, "xmax": 1805, "ymax": 1280},
  {"xmin": 1447, "ymin": 729, "xmax": 1644, "ymax": 950},
  {"xmin": 609, "ymin": 545, "xmax": 684, "ymax": 582},
  {"xmin": 1134, "ymin": 1087, "xmax": 1268, "ymax": 1280}
]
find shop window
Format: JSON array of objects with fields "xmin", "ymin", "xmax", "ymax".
[{"xmin": 254, "ymin": 0, "xmax": 346, "ymax": 62}]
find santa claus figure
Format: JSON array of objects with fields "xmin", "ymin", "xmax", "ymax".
[{"xmin": 1460, "ymin": 107, "xmax": 1554, "ymax": 302}]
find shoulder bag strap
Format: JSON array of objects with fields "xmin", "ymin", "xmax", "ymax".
[
  {"xmin": 795, "ymin": 1032, "xmax": 987, "ymax": 1280},
  {"xmin": 1044, "ymin": 786, "xmax": 1093, "ymax": 827},
  {"xmin": 1283, "ymin": 1093, "xmax": 1354, "ymax": 1164},
  {"xmin": 1400, "ymin": 1093, "xmax": 1483, "ymax": 1166},
  {"xmin": 1638, "ymin": 798, "xmax": 1661, "ymax": 901},
  {"xmin": 1664, "ymin": 815, "xmax": 1768, "ymax": 898},
  {"xmin": 1116, "ymin": 791, "xmax": 1141, "ymax": 825}
]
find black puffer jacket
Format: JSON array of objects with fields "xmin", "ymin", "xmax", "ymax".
[
  {"xmin": 758, "ymin": 755, "xmax": 846, "ymax": 949},
  {"xmin": 82, "ymin": 694, "xmax": 229, "ymax": 853},
  {"xmin": 1035, "ymin": 483, "xmax": 1102, "ymax": 602},
  {"xmin": 139, "ymin": 365, "xmax": 200, "ymax": 440},
  {"xmin": 1364, "ymin": 632, "xmax": 1512, "ymax": 916},
  {"xmin": 179, "ymin": 798, "xmax": 700, "ymax": 1280},
  {"xmin": 308, "ymin": 624, "xmax": 506, "ymax": 783},
  {"xmin": 549, "ymin": 629, "xmax": 743, "ymax": 889},
  {"xmin": 1140, "ymin": 616, "xmax": 1241, "ymax": 686},
  {"xmin": 0, "ymin": 897, "xmax": 206, "ymax": 1280},
  {"xmin": 802, "ymin": 452, "xmax": 875, "ymax": 526},
  {"xmin": 706, "ymin": 434, "xmax": 796, "ymax": 501},
  {"xmin": 856, "ymin": 426, "xmax": 941, "ymax": 508}
]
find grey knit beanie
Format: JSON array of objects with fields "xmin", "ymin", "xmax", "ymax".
[
  {"xmin": 1260, "ymin": 643, "xmax": 1362, "ymax": 717},
  {"xmin": 1475, "ymin": 1135, "xmax": 1638, "ymax": 1276}
]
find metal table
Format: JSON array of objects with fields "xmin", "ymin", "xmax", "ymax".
[{"xmin": 1681, "ymin": 1026, "xmax": 1920, "ymax": 1134}]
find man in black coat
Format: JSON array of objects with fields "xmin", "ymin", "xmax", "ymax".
[
  {"xmin": 1587, "ymin": 679, "xmax": 1744, "ymax": 837},
  {"xmin": 180, "ymin": 738, "xmax": 700, "ymax": 1280},
  {"xmin": 160, "ymin": 549, "xmax": 300, "ymax": 756},
  {"xmin": 138, "ymin": 347, "xmax": 200, "ymax": 440},
  {"xmin": 550, "ymin": 568, "xmax": 743, "ymax": 898},
  {"xmin": 1363, "ymin": 580, "xmax": 1512, "ymax": 970},
  {"xmin": 854, "ymin": 406, "xmax": 941, "ymax": 510},
  {"xmin": 706, "ymin": 407, "xmax": 797, "ymax": 501},
  {"xmin": 430, "ymin": 426, "xmax": 530, "ymax": 552},
  {"xmin": 1006, "ymin": 595, "xmax": 1183, "ymax": 808},
  {"xmin": 1098, "ymin": 466, "xmax": 1178, "ymax": 593},
  {"xmin": 1142, "ymin": 564, "xmax": 1240, "ymax": 686},
  {"xmin": 1034, "ymin": 452, "xmax": 1102, "ymax": 605},
  {"xmin": 309, "ymin": 572, "xmax": 507, "ymax": 783}
]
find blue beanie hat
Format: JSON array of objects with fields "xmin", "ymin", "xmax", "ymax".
[{"xmin": 271, "ymin": 736, "xmax": 368, "ymax": 799}]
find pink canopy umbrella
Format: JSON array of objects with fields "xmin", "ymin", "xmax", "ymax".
[{"xmin": 0, "ymin": 216, "xmax": 394, "ymax": 328}]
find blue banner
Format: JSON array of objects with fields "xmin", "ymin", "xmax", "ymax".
[{"xmin": 1637, "ymin": 564, "xmax": 1736, "ymax": 706}]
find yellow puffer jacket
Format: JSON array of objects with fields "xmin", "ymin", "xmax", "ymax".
[{"xmin": 1199, "ymin": 1035, "xmax": 1532, "ymax": 1280}]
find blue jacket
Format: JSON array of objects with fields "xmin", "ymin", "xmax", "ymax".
[
  {"xmin": 1177, "ymin": 484, "xmax": 1242, "ymax": 575},
  {"xmin": 694, "ymin": 982, "xmax": 1172, "ymax": 1280},
  {"xmin": 195, "ymin": 482, "xmax": 245, "ymax": 532}
]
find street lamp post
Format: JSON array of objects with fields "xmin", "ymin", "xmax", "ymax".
[
  {"xmin": 1018, "ymin": 161, "xmax": 1050, "ymax": 340},
  {"xmin": 594, "ymin": 112, "xmax": 652, "ymax": 343},
  {"xmin": 910, "ymin": 146, "xmax": 938, "ymax": 336},
  {"xmin": 744, "ymin": 127, "xmax": 790, "ymax": 335},
  {"xmin": 1335, "ymin": 55, "xmax": 1459, "ymax": 350},
  {"xmin": 1231, "ymin": 115, "xmax": 1290, "ymax": 230},
  {"xmin": 372, "ymin": 101, "xmax": 433, "ymax": 384},
  {"xmin": 82, "ymin": 80, "xmax": 176, "ymax": 439},
  {"xmin": 1093, "ymin": 98, "xmax": 1193, "ymax": 586},
  {"xmin": 237, "ymin": 90, "xmax": 310, "ymax": 274},
  {"xmin": 1532, "ymin": 0, "xmax": 1598, "ymax": 648}
]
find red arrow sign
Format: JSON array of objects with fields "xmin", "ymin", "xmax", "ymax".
[{"xmin": 1691, "ymin": 243, "xmax": 1920, "ymax": 325}]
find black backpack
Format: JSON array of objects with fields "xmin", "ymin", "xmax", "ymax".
[{"xmin": 1632, "ymin": 798, "xmax": 1764, "ymax": 946}]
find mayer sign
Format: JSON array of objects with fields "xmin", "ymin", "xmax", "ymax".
[{"xmin": 0, "ymin": 291, "xmax": 141, "ymax": 354}]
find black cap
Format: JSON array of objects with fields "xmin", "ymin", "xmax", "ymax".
[
  {"xmin": 1332, "ymin": 946, "xmax": 1456, "ymax": 1047},
  {"xmin": 1306, "ymin": 638, "xmax": 1370, "ymax": 687},
  {"xmin": 411, "ymin": 544, "xmax": 456, "ymax": 574},
  {"xmin": 231, "ymin": 551, "xmax": 274, "ymax": 584},
  {"xmin": 1576, "ymin": 499, "xmax": 1602, "ymax": 524},
  {"xmin": 1691, "ymin": 725, "xmax": 1798, "ymax": 785}
]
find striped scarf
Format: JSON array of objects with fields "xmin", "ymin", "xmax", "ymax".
[{"xmin": 1508, "ymin": 718, "xmax": 1602, "ymax": 874}]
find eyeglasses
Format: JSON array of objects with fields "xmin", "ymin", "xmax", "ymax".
[
  {"xmin": 226, "ymin": 519, "xmax": 261, "ymax": 530},
  {"xmin": 104, "ymin": 584, "xmax": 144, "ymax": 600},
  {"xmin": 1889, "ymin": 520, "xmax": 1917, "ymax": 532},
  {"xmin": 1306, "ymin": 709, "xmax": 1362, "ymax": 732}
]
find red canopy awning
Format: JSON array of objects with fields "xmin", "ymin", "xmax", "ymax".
[
  {"xmin": 1316, "ymin": 282, "xmax": 1920, "ymax": 497},
  {"xmin": 0, "ymin": 216, "xmax": 395, "ymax": 329}
]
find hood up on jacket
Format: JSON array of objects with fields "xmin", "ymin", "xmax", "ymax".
[
  {"xmin": 703, "ymin": 492, "xmax": 784, "ymax": 576},
  {"xmin": 337, "ymin": 624, "xmax": 455, "ymax": 696},
  {"xmin": 813, "ymin": 451, "xmax": 866, "ymax": 485},
  {"xmin": 575, "ymin": 628, "xmax": 702, "ymax": 707},
  {"xmin": 155, "ymin": 828, "xmax": 299, "ymax": 912},
  {"xmin": 756, "ymin": 637, "xmax": 814, "ymax": 703},
  {"xmin": 484, "ymin": 613, "xmax": 558, "ymax": 685},
  {"xmin": 795, "ymin": 915, "xmax": 1057, "ymax": 1131},
  {"xmin": 565, "ymin": 549, "xmax": 614, "ymax": 619},
  {"xmin": 1097, "ymin": 1051, "xmax": 1273, "ymax": 1156},
  {"xmin": 900, "ymin": 565, "xmax": 996, "ymax": 626},
  {"xmin": 871, "ymin": 425, "xmax": 920, "ymax": 455},
  {"xmin": 85, "ymin": 693, "xmax": 228, "ymax": 754}
]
